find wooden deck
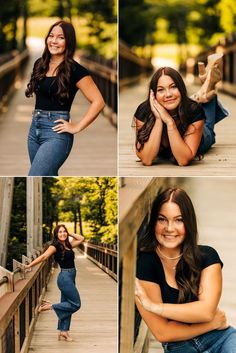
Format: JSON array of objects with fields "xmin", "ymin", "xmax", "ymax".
[
  {"xmin": 119, "ymin": 80, "xmax": 236, "ymax": 176},
  {"xmin": 29, "ymin": 250, "xmax": 117, "ymax": 353},
  {"xmin": 0, "ymin": 41, "xmax": 117, "ymax": 176},
  {"xmin": 148, "ymin": 177, "xmax": 236, "ymax": 352}
]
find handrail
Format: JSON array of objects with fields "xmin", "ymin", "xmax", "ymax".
[
  {"xmin": 0, "ymin": 251, "xmax": 54, "ymax": 353},
  {"xmin": 0, "ymin": 49, "xmax": 29, "ymax": 112},
  {"xmin": 79, "ymin": 241, "xmax": 117, "ymax": 281},
  {"xmin": 119, "ymin": 40, "xmax": 153, "ymax": 90},
  {"xmin": 77, "ymin": 54, "xmax": 117, "ymax": 127}
]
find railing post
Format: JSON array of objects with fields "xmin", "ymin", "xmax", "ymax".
[
  {"xmin": 120, "ymin": 237, "xmax": 137, "ymax": 353},
  {"xmin": 14, "ymin": 308, "xmax": 20, "ymax": 353},
  {"xmin": 0, "ymin": 266, "xmax": 13, "ymax": 296}
]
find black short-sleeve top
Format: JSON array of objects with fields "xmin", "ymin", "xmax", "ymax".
[
  {"xmin": 54, "ymin": 247, "xmax": 75, "ymax": 269},
  {"xmin": 136, "ymin": 245, "xmax": 223, "ymax": 304},
  {"xmin": 34, "ymin": 59, "xmax": 90, "ymax": 111},
  {"xmin": 134, "ymin": 101, "xmax": 206, "ymax": 158},
  {"xmin": 134, "ymin": 101, "xmax": 205, "ymax": 126}
]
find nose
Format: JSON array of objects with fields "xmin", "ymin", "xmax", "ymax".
[
  {"xmin": 165, "ymin": 221, "xmax": 175, "ymax": 232},
  {"xmin": 165, "ymin": 89, "xmax": 172, "ymax": 98}
]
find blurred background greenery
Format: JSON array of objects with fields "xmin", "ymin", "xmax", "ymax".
[
  {"xmin": 0, "ymin": 0, "xmax": 117, "ymax": 58},
  {"xmin": 120, "ymin": 0, "xmax": 236, "ymax": 65}
]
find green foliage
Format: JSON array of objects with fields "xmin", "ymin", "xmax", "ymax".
[
  {"xmin": 7, "ymin": 178, "xmax": 27, "ymax": 271},
  {"xmin": 0, "ymin": 0, "xmax": 27, "ymax": 53},
  {"xmin": 120, "ymin": 0, "xmax": 236, "ymax": 58},
  {"xmin": 52, "ymin": 177, "xmax": 118, "ymax": 243}
]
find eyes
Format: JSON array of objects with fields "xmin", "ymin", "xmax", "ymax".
[
  {"xmin": 157, "ymin": 215, "xmax": 184, "ymax": 225},
  {"xmin": 156, "ymin": 84, "xmax": 178, "ymax": 93},
  {"xmin": 48, "ymin": 33, "xmax": 65, "ymax": 40}
]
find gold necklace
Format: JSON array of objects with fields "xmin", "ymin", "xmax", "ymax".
[{"xmin": 157, "ymin": 246, "xmax": 183, "ymax": 260}]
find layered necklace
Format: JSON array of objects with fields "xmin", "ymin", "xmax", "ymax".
[{"xmin": 157, "ymin": 246, "xmax": 183, "ymax": 270}]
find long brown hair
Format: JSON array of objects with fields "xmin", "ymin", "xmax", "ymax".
[
  {"xmin": 52, "ymin": 224, "xmax": 72, "ymax": 261},
  {"xmin": 139, "ymin": 188, "xmax": 201, "ymax": 303},
  {"xmin": 25, "ymin": 20, "xmax": 76, "ymax": 104},
  {"xmin": 135, "ymin": 67, "xmax": 200, "ymax": 151}
]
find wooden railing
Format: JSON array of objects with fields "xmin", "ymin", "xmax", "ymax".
[
  {"xmin": 78, "ymin": 54, "xmax": 117, "ymax": 127},
  {"xmin": 0, "ymin": 49, "xmax": 29, "ymax": 112},
  {"xmin": 185, "ymin": 32, "xmax": 236, "ymax": 97},
  {"xmin": 119, "ymin": 41, "xmax": 153, "ymax": 90},
  {"xmin": 79, "ymin": 241, "xmax": 117, "ymax": 281},
  {"xmin": 0, "ymin": 250, "xmax": 54, "ymax": 353},
  {"xmin": 119, "ymin": 177, "xmax": 180, "ymax": 353}
]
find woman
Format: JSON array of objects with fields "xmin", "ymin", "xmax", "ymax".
[
  {"xmin": 134, "ymin": 54, "xmax": 228, "ymax": 166},
  {"xmin": 25, "ymin": 20, "xmax": 105, "ymax": 176},
  {"xmin": 25, "ymin": 224, "xmax": 84, "ymax": 342},
  {"xmin": 135, "ymin": 188, "xmax": 236, "ymax": 352}
]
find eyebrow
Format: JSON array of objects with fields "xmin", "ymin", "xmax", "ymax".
[
  {"xmin": 158, "ymin": 213, "xmax": 182, "ymax": 218},
  {"xmin": 157, "ymin": 83, "xmax": 176, "ymax": 89}
]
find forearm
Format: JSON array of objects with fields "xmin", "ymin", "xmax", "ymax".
[
  {"xmin": 70, "ymin": 233, "xmax": 84, "ymax": 242},
  {"xmin": 136, "ymin": 119, "xmax": 163, "ymax": 166},
  {"xmin": 28, "ymin": 254, "xmax": 46, "ymax": 268},
  {"xmin": 167, "ymin": 121, "xmax": 195, "ymax": 166},
  {"xmin": 162, "ymin": 320, "xmax": 217, "ymax": 342},
  {"xmin": 74, "ymin": 99, "xmax": 105, "ymax": 133},
  {"xmin": 147, "ymin": 301, "xmax": 215, "ymax": 323}
]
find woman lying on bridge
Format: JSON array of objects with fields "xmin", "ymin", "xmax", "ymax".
[
  {"xmin": 134, "ymin": 54, "xmax": 228, "ymax": 166},
  {"xmin": 25, "ymin": 20, "xmax": 105, "ymax": 176},
  {"xmin": 135, "ymin": 188, "xmax": 236, "ymax": 353},
  {"xmin": 25, "ymin": 224, "xmax": 84, "ymax": 342}
]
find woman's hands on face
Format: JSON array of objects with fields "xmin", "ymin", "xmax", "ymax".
[
  {"xmin": 150, "ymin": 90, "xmax": 174, "ymax": 126},
  {"xmin": 52, "ymin": 119, "xmax": 78, "ymax": 134}
]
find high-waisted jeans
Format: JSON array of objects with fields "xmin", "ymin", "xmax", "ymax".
[
  {"xmin": 28, "ymin": 110, "xmax": 74, "ymax": 176},
  {"xmin": 162, "ymin": 326, "xmax": 236, "ymax": 353},
  {"xmin": 199, "ymin": 97, "xmax": 229, "ymax": 154},
  {"xmin": 52, "ymin": 268, "xmax": 81, "ymax": 331}
]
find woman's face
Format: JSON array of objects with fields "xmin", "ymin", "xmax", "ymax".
[
  {"xmin": 47, "ymin": 25, "xmax": 66, "ymax": 57},
  {"xmin": 57, "ymin": 226, "xmax": 68, "ymax": 242},
  {"xmin": 155, "ymin": 74, "xmax": 181, "ymax": 112},
  {"xmin": 155, "ymin": 201, "xmax": 186, "ymax": 251}
]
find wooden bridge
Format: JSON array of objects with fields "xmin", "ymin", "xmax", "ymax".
[
  {"xmin": 0, "ymin": 243, "xmax": 117, "ymax": 353},
  {"xmin": 119, "ymin": 177, "xmax": 236, "ymax": 353},
  {"xmin": 0, "ymin": 39, "xmax": 117, "ymax": 176}
]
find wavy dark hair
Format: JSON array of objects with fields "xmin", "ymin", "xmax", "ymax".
[
  {"xmin": 139, "ymin": 188, "xmax": 201, "ymax": 303},
  {"xmin": 135, "ymin": 67, "xmax": 200, "ymax": 151},
  {"xmin": 25, "ymin": 20, "xmax": 76, "ymax": 104},
  {"xmin": 52, "ymin": 224, "xmax": 72, "ymax": 261}
]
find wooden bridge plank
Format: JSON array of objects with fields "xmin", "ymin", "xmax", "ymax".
[{"xmin": 28, "ymin": 250, "xmax": 117, "ymax": 353}]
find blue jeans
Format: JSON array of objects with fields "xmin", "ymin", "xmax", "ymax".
[
  {"xmin": 28, "ymin": 110, "xmax": 74, "ymax": 176},
  {"xmin": 162, "ymin": 326, "xmax": 236, "ymax": 353},
  {"xmin": 198, "ymin": 97, "xmax": 229, "ymax": 154},
  {"xmin": 52, "ymin": 268, "xmax": 81, "ymax": 331}
]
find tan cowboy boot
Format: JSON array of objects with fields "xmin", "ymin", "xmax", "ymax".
[{"xmin": 193, "ymin": 53, "xmax": 223, "ymax": 103}]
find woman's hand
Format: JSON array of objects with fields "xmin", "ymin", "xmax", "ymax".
[
  {"xmin": 212, "ymin": 309, "xmax": 229, "ymax": 330},
  {"xmin": 24, "ymin": 264, "xmax": 32, "ymax": 272},
  {"xmin": 52, "ymin": 119, "xmax": 78, "ymax": 134},
  {"xmin": 150, "ymin": 90, "xmax": 174, "ymax": 126},
  {"xmin": 135, "ymin": 279, "xmax": 155, "ymax": 311}
]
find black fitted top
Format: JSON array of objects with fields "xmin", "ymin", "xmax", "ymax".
[
  {"xmin": 34, "ymin": 59, "xmax": 90, "ymax": 111},
  {"xmin": 136, "ymin": 245, "xmax": 223, "ymax": 303},
  {"xmin": 54, "ymin": 248, "xmax": 75, "ymax": 269},
  {"xmin": 134, "ymin": 101, "xmax": 206, "ymax": 158}
]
